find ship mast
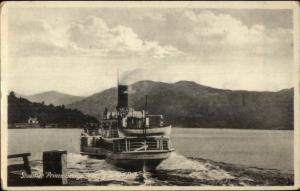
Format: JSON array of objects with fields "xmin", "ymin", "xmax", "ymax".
[
  {"xmin": 117, "ymin": 68, "xmax": 119, "ymax": 116},
  {"xmin": 143, "ymin": 95, "xmax": 148, "ymax": 136},
  {"xmin": 145, "ymin": 95, "xmax": 148, "ymax": 115},
  {"xmin": 117, "ymin": 68, "xmax": 119, "ymax": 88}
]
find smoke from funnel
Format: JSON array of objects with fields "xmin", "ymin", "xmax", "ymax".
[{"xmin": 119, "ymin": 68, "xmax": 145, "ymax": 85}]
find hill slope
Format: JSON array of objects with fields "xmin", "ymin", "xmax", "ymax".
[
  {"xmin": 8, "ymin": 92, "xmax": 98, "ymax": 127},
  {"xmin": 24, "ymin": 91, "xmax": 84, "ymax": 106},
  {"xmin": 68, "ymin": 81, "xmax": 294, "ymax": 130}
]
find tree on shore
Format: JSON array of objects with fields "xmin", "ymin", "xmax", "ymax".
[{"xmin": 8, "ymin": 91, "xmax": 99, "ymax": 127}]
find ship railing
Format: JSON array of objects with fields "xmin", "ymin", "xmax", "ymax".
[
  {"xmin": 122, "ymin": 124, "xmax": 169, "ymax": 129},
  {"xmin": 113, "ymin": 137, "xmax": 170, "ymax": 153}
]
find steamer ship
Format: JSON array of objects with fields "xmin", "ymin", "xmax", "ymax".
[{"xmin": 80, "ymin": 82, "xmax": 174, "ymax": 170}]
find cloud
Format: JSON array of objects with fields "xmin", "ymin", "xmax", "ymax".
[
  {"xmin": 9, "ymin": 19, "xmax": 80, "ymax": 56},
  {"xmin": 10, "ymin": 16, "xmax": 183, "ymax": 58},
  {"xmin": 135, "ymin": 10, "xmax": 167, "ymax": 22},
  {"xmin": 6, "ymin": 9, "xmax": 293, "ymax": 95},
  {"xmin": 68, "ymin": 16, "xmax": 182, "ymax": 58},
  {"xmin": 137, "ymin": 10, "xmax": 292, "ymax": 59},
  {"xmin": 9, "ymin": 10, "xmax": 292, "ymax": 60},
  {"xmin": 183, "ymin": 10, "xmax": 293, "ymax": 58}
]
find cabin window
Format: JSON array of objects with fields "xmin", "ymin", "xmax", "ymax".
[{"xmin": 126, "ymin": 117, "xmax": 144, "ymax": 128}]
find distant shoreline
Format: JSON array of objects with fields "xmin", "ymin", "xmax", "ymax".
[
  {"xmin": 8, "ymin": 126, "xmax": 294, "ymax": 131},
  {"xmin": 8, "ymin": 127, "xmax": 81, "ymax": 130},
  {"xmin": 172, "ymin": 126, "xmax": 294, "ymax": 131}
]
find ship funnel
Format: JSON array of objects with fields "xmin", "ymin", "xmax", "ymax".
[{"xmin": 117, "ymin": 84, "xmax": 128, "ymax": 109}]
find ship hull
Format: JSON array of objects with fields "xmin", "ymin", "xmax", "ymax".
[
  {"xmin": 107, "ymin": 158, "xmax": 163, "ymax": 171},
  {"xmin": 80, "ymin": 146, "xmax": 106, "ymax": 159},
  {"xmin": 81, "ymin": 146, "xmax": 172, "ymax": 171},
  {"xmin": 106, "ymin": 151, "xmax": 172, "ymax": 171}
]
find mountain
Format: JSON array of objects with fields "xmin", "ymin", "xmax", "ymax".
[
  {"xmin": 8, "ymin": 91, "xmax": 98, "ymax": 127},
  {"xmin": 23, "ymin": 91, "xmax": 84, "ymax": 106},
  {"xmin": 68, "ymin": 80, "xmax": 294, "ymax": 130}
]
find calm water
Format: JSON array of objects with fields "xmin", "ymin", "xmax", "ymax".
[
  {"xmin": 8, "ymin": 128, "xmax": 293, "ymax": 171},
  {"xmin": 171, "ymin": 128, "xmax": 293, "ymax": 172},
  {"xmin": 7, "ymin": 128, "xmax": 293, "ymax": 186}
]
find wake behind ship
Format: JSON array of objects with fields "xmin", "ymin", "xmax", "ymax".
[{"xmin": 80, "ymin": 82, "xmax": 174, "ymax": 171}]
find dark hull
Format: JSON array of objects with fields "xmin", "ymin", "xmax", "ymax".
[
  {"xmin": 81, "ymin": 146, "xmax": 172, "ymax": 171},
  {"xmin": 106, "ymin": 158, "xmax": 163, "ymax": 171},
  {"xmin": 106, "ymin": 150, "xmax": 172, "ymax": 171}
]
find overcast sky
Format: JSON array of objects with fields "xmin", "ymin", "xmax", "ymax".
[{"xmin": 5, "ymin": 7, "xmax": 294, "ymax": 96}]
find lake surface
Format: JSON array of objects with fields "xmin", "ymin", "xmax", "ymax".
[
  {"xmin": 172, "ymin": 128, "xmax": 293, "ymax": 172},
  {"xmin": 8, "ymin": 127, "xmax": 293, "ymax": 172}
]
